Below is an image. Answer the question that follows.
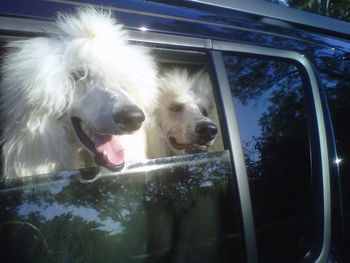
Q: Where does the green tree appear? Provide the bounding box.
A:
[267,0,350,22]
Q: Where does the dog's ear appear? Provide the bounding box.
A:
[192,70,215,111]
[1,37,73,120]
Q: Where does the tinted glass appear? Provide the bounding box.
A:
[322,58,350,212]
[0,152,244,263]
[319,51,350,257]
[223,54,313,262]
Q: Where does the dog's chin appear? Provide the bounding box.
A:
[71,117,125,171]
[168,136,209,154]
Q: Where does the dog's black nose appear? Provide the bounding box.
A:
[113,105,145,133]
[195,121,218,141]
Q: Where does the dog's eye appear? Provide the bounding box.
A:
[169,103,184,113]
[71,69,87,81]
[200,107,208,117]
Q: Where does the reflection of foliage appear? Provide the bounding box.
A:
[259,87,306,138]
[224,56,299,105]
[0,152,242,263]
[225,55,314,261]
[224,56,311,226]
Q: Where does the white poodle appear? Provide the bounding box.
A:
[1,8,157,178]
[147,68,223,158]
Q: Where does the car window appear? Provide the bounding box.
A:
[319,52,350,242]
[0,38,243,262]
[0,152,244,263]
[222,53,314,262]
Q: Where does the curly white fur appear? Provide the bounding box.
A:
[147,68,223,158]
[1,8,157,178]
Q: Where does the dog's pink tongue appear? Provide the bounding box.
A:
[95,135,125,166]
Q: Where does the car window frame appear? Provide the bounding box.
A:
[0,15,331,263]
[211,41,331,263]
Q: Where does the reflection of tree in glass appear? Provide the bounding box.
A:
[224,56,300,105]
[141,155,233,260]
[224,55,311,224]
[0,152,239,263]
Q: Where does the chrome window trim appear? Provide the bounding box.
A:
[0,16,212,49]
[128,30,212,49]
[211,51,258,263]
[212,40,331,263]
[0,17,57,35]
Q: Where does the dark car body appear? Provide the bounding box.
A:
[0,1,349,262]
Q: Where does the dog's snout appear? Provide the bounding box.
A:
[195,121,218,141]
[114,105,145,133]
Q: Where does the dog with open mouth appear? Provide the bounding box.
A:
[1,8,157,178]
[147,68,222,158]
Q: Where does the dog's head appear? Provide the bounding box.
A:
[154,69,218,155]
[61,9,157,170]
[1,8,157,171]
[69,74,146,171]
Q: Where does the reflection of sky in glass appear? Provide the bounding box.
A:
[232,80,281,145]
[18,202,124,235]
[233,98,267,163]
[227,56,302,164]
[233,98,264,144]
[48,179,70,194]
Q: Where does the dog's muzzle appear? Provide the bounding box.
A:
[169,120,218,154]
[71,104,145,171]
[113,105,145,133]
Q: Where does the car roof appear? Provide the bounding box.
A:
[0,0,350,54]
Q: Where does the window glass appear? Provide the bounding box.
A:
[0,152,243,263]
[0,42,242,262]
[319,53,350,246]
[223,54,314,262]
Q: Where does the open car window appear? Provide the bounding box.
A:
[0,43,241,262]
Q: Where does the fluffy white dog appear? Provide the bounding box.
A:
[147,68,223,158]
[1,8,157,178]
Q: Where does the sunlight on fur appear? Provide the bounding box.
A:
[146,68,223,158]
[0,8,158,178]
